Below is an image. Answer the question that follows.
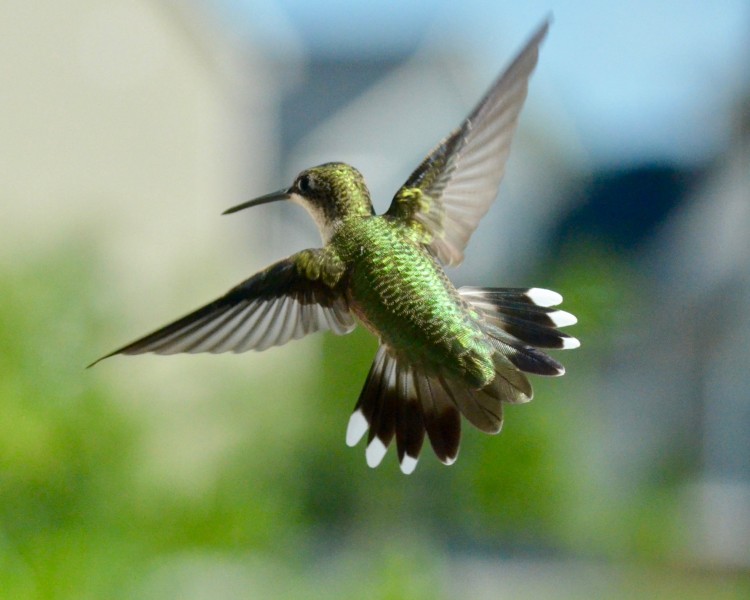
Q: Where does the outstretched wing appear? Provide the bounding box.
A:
[89,248,355,365]
[386,20,548,266]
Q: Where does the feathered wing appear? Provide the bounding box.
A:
[89,248,355,365]
[346,286,578,474]
[386,20,549,266]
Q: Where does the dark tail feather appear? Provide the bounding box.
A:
[395,367,426,473]
[418,372,461,466]
[346,345,528,474]
[346,348,461,474]
[461,286,578,375]
[345,288,578,474]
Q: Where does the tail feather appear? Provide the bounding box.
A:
[462,286,580,350]
[345,286,578,474]
[490,352,534,398]
[467,298,576,328]
[486,312,578,348]
[417,373,461,466]
[460,286,563,307]
[365,358,399,468]
[442,376,504,434]
[395,368,425,474]
[486,323,565,377]
[464,286,577,378]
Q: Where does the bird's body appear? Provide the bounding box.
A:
[92,20,579,473]
[335,210,493,389]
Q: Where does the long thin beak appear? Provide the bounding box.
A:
[222,188,291,215]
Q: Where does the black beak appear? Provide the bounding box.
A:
[222,188,291,215]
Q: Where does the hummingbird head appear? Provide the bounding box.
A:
[224,162,373,243]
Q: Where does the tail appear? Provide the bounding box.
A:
[345,287,578,474]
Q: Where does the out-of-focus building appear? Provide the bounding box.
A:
[583,95,750,569]
[649,98,750,568]
[0,0,293,496]
[0,0,280,294]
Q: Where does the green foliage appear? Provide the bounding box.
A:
[0,245,746,598]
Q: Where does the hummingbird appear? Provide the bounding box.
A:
[91,20,578,474]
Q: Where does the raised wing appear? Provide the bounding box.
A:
[386,20,548,266]
[89,249,355,365]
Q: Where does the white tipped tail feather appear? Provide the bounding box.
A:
[346,409,368,447]
[399,454,419,475]
[365,437,388,468]
[346,286,579,474]
[548,310,578,327]
[525,288,563,307]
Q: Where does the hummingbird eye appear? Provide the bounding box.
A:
[297,174,313,194]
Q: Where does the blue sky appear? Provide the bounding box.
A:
[207,0,749,166]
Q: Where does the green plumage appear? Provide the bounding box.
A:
[333,214,495,389]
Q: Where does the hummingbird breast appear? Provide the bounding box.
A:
[333,216,495,389]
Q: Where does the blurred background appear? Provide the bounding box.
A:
[1,0,749,597]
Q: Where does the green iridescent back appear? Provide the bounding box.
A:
[332,215,495,388]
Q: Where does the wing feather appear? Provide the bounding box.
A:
[387,21,549,266]
[89,249,356,365]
